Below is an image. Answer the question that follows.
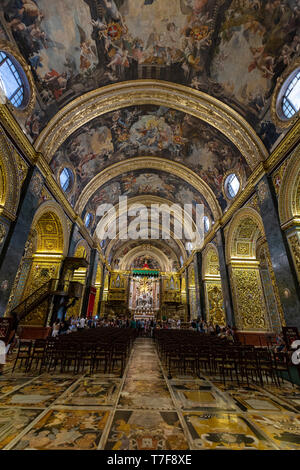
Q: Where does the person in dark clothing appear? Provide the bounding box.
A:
[59,319,70,335]
[56,296,76,322]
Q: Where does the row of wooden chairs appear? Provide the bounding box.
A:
[12,328,137,376]
[155,330,292,387]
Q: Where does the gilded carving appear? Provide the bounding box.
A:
[278,143,300,225]
[0,128,21,220]
[259,243,285,328]
[288,233,300,282]
[75,156,222,220]
[226,207,265,263]
[30,173,44,198]
[231,267,269,331]
[257,180,268,203]
[244,194,260,213]
[0,222,6,245]
[206,283,226,327]
[35,81,268,169]
[272,155,292,198]
[237,242,250,256]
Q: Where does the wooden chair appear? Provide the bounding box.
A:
[12,340,32,373]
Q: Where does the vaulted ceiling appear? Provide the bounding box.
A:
[1,0,299,268]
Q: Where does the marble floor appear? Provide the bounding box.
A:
[0,338,300,450]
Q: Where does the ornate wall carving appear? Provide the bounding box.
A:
[278,144,300,224]
[287,232,300,283]
[202,244,225,326]
[35,81,268,170]
[258,243,284,331]
[231,266,269,331]
[0,128,23,220]
[226,207,265,263]
[188,264,197,319]
[205,282,226,327]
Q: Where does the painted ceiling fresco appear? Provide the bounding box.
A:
[50,105,249,210]
[83,168,213,229]
[110,238,183,270]
[1,0,299,150]
[130,254,161,270]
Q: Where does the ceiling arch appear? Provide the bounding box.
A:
[119,245,171,272]
[103,217,190,264]
[225,207,265,263]
[92,194,203,243]
[36,80,268,168]
[2,0,298,157]
[76,156,222,219]
[110,238,182,271]
[31,200,70,256]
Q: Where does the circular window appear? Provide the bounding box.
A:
[224,173,240,199]
[85,212,93,228]
[281,69,300,119]
[59,168,73,192]
[0,51,29,109]
[203,215,210,233]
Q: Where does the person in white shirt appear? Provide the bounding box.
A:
[80,317,86,329]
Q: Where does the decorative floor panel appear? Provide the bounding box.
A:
[1,338,300,450]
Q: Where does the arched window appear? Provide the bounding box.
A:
[0,51,26,108]
[204,215,210,233]
[282,70,300,119]
[186,242,193,252]
[85,212,93,228]
[224,173,240,199]
[59,168,73,192]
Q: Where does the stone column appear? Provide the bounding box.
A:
[67,223,81,256]
[0,168,44,315]
[194,251,205,320]
[257,176,300,328]
[215,229,235,327]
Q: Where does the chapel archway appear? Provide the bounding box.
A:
[226,208,271,331]
[12,207,65,325]
[278,146,300,283]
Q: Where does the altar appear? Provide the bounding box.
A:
[128,263,160,317]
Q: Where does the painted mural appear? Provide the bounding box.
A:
[83,169,213,238]
[131,255,160,270]
[50,105,249,210]
[111,239,182,270]
[1,0,299,149]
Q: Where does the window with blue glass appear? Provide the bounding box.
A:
[59,168,73,192]
[0,51,25,108]
[224,173,240,199]
[85,212,93,228]
[204,215,210,233]
[282,70,300,119]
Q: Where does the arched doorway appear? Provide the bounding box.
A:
[11,210,65,325]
